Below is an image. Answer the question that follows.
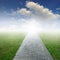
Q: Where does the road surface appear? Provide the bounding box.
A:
[13,33,53,60]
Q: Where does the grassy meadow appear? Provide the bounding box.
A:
[40,32,60,60]
[0,32,26,60]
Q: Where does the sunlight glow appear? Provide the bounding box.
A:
[25,22,38,33]
[0,19,42,33]
[0,18,59,33]
[21,20,42,34]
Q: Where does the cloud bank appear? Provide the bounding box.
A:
[17,1,60,21]
[17,8,31,16]
[26,1,59,20]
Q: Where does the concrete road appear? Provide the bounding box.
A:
[13,33,53,60]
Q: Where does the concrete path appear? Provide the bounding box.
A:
[13,33,53,60]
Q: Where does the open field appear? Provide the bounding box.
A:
[0,32,26,60]
[0,32,60,60]
[40,32,60,60]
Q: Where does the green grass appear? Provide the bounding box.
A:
[0,32,26,60]
[40,32,60,60]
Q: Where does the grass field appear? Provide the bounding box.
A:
[0,32,26,60]
[0,32,60,60]
[40,32,60,60]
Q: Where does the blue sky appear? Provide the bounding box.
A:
[0,0,60,32]
[0,0,60,14]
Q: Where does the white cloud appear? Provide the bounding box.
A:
[17,8,31,16]
[14,1,60,21]
[26,1,60,20]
